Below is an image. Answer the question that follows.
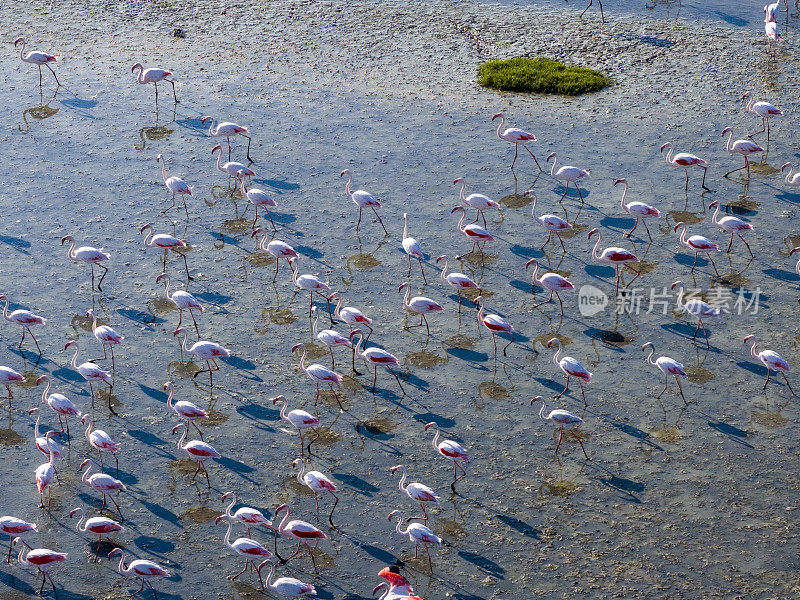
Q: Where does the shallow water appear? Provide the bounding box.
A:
[1,1,800,600]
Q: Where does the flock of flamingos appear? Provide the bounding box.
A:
[3,17,799,600]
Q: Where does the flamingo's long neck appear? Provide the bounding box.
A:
[375,583,390,600]
[312,311,319,337]
[33,411,40,441]
[224,494,236,520]
[538,399,547,421]
[746,96,755,114]
[296,461,305,484]
[458,181,467,202]
[17,40,26,62]
[115,550,129,575]
[530,261,541,284]
[551,340,562,365]
[644,344,657,367]
[257,232,268,252]
[84,417,93,445]
[430,426,440,452]
[278,400,289,423]
[17,544,29,566]
[134,64,145,84]
[591,233,602,261]
[456,210,467,234]
[207,119,217,136]
[162,276,172,302]
[1,298,9,321]
[393,513,408,535]
[176,424,187,449]
[70,343,80,369]
[223,519,234,550]
[141,226,154,248]
[90,311,98,335]
[477,302,485,324]
[353,334,365,359]
[402,285,411,310]
[46,433,55,466]
[277,506,291,535]
[531,195,540,224]
[674,285,685,310]
[786,164,795,184]
[166,384,174,410]
[403,214,409,240]
[214,148,224,172]
[40,378,51,404]
[678,226,688,247]
[618,182,629,211]
[265,563,277,590]
[549,155,558,178]
[344,174,352,200]
[178,331,189,354]
[66,238,77,260]
[241,178,248,196]
[297,345,308,374]
[748,338,759,359]
[725,130,735,153]
[711,203,721,226]
[495,115,505,139]
[73,509,87,532]
[334,296,343,320]
[81,461,92,484]
[439,258,448,281]
[160,157,168,184]
[397,467,407,493]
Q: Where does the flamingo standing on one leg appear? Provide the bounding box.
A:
[387,510,441,570]
[156,273,203,337]
[172,423,220,487]
[69,507,124,562]
[61,235,110,291]
[311,306,351,370]
[87,310,123,372]
[451,206,494,260]
[108,548,169,600]
[0,295,45,354]
[744,334,795,395]
[340,169,388,235]
[525,259,574,316]
[474,296,514,358]
[660,142,709,191]
[587,228,640,297]
[390,464,439,521]
[14,38,59,87]
[708,201,754,256]
[614,178,660,241]
[435,256,477,310]
[156,154,192,218]
[0,366,24,404]
[674,222,720,277]
[252,229,298,282]
[350,331,405,395]
[139,223,191,281]
[424,422,469,491]
[491,112,542,171]
[82,414,120,476]
[672,281,719,349]
[274,504,327,573]
[272,396,321,456]
[289,258,333,319]
[526,191,572,251]
[532,396,588,458]
[202,116,252,162]
[173,327,231,390]
[293,459,339,526]
[13,538,66,598]
[399,283,443,336]
[401,213,427,283]
[742,92,782,138]
[0,517,36,564]
[642,342,687,403]
[453,177,500,226]
[215,516,272,587]
[64,341,111,409]
[80,459,125,518]
[131,62,178,104]
[721,127,763,179]
[291,342,343,408]
[546,153,590,202]
[547,338,592,405]
[241,178,277,229]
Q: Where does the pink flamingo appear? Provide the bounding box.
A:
[436,255,477,309]
[781,163,800,187]
[156,154,192,217]
[341,169,388,235]
[174,327,231,389]
[525,259,574,316]
[454,177,500,226]
[491,112,542,170]
[87,309,123,370]
[219,491,274,538]
[390,464,439,521]
[202,116,252,162]
[274,504,327,573]
[311,306,351,369]
[533,396,588,459]
[387,510,441,569]
[0,366,24,403]
[660,142,709,191]
[82,414,121,476]
[0,294,45,353]
[291,342,343,408]
[546,153,590,201]
[474,295,514,358]
[272,395,321,455]
[708,201,754,256]
[131,62,177,104]
[69,507,124,562]
[164,381,208,439]
[587,228,639,296]
[252,228,298,282]
[350,330,406,395]
[14,38,59,87]
[399,283,443,335]
[64,341,111,409]
[674,222,720,276]
[293,459,339,526]
[424,422,469,490]
[139,223,190,281]
[80,459,125,517]
[615,178,660,241]
[672,281,719,348]
[0,517,36,563]
[721,127,763,178]
[241,178,277,229]
[332,293,373,338]
[172,423,221,487]
[14,538,66,597]
[451,205,494,260]
[402,213,427,283]
[742,92,782,138]
[289,258,333,318]
[61,235,110,291]
[30,407,62,461]
[526,190,572,251]
[744,335,794,395]
[215,516,272,587]
[34,431,58,510]
[790,247,800,277]
[547,338,592,405]
[156,273,203,337]
[263,562,317,597]
[642,342,687,403]
[377,565,416,594]
[109,548,169,600]
[212,144,254,185]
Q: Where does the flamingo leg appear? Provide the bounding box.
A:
[614,265,621,298]
[658,373,668,399]
[38,65,43,87]
[407,254,412,278]
[575,182,585,202]
[738,234,754,257]
[96,262,109,291]
[355,207,363,231]
[93,536,103,562]
[167,78,178,103]
[180,251,192,282]
[578,379,587,406]
[707,254,720,276]
[764,369,771,390]
[559,183,569,202]
[230,559,251,580]
[577,436,590,459]
[556,375,571,399]
[626,218,639,238]
[371,206,389,235]
[110,492,124,520]
[642,218,653,242]
[557,232,567,252]
[418,258,427,284]
[555,426,564,454]
[781,372,796,396]
[676,376,687,404]
[511,144,518,169]
[426,544,433,570]
[307,543,320,573]
[701,166,710,190]
[329,346,336,369]
[523,145,543,172]
[27,328,42,354]
[372,365,378,394]
[532,290,554,309]
[328,491,339,527]
[264,209,277,231]
[39,570,46,595]
[6,535,12,563]
[541,230,552,251]
[727,232,734,253]
[307,427,320,455]
[388,367,406,396]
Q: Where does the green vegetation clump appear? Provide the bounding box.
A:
[479,57,609,96]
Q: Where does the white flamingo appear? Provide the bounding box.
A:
[660,142,709,190]
[108,548,169,600]
[524,259,574,316]
[293,459,339,526]
[525,190,572,251]
[0,294,45,353]
[744,334,794,395]
[311,306,351,369]
[14,38,59,86]
[131,62,177,104]
[454,177,500,226]
[615,178,660,241]
[532,396,588,458]
[252,228,298,282]
[708,200,754,256]
[401,213,427,283]
[399,282,443,335]
[435,255,477,309]
[721,127,763,178]
[547,338,592,405]
[173,327,231,389]
[424,422,469,490]
[61,235,110,290]
[202,116,252,161]
[156,273,204,336]
[546,152,590,201]
[64,340,111,409]
[272,395,321,455]
[491,112,542,170]
[387,510,441,569]
[672,281,720,349]
[156,154,193,217]
[642,342,688,403]
[340,169,388,234]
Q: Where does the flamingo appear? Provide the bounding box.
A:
[642,342,688,403]
[546,153,590,201]
[274,504,327,573]
[241,177,277,229]
[291,342,343,407]
[547,338,592,405]
[721,127,763,178]
[0,294,45,353]
[615,178,660,241]
[435,255,477,309]
[377,566,416,595]
[742,92,782,138]
[765,20,779,51]
[164,381,208,439]
[69,507,124,562]
[744,335,795,395]
[373,581,423,600]
[272,395,321,455]
[454,177,500,226]
[781,163,800,187]
[525,259,574,316]
[61,235,110,291]
[424,422,469,490]
[293,459,339,526]
[674,222,720,277]
[587,228,640,296]
[173,327,231,389]
[87,309,124,370]
[532,396,588,459]
[219,491,274,538]
[82,414,121,476]
[263,562,317,597]
[451,205,494,260]
[340,169,388,235]
[202,116,252,162]
[672,281,719,349]
[34,431,58,510]
[172,423,221,487]
[708,201,754,256]
[401,213,427,283]
[311,306,351,369]
[289,258,333,318]
[139,223,191,281]
[525,190,572,251]
[14,38,59,87]
[156,154,192,217]
[29,407,63,461]
[156,273,204,337]
[80,458,125,517]
[390,464,439,520]
[64,341,111,409]
[252,228,298,282]
[474,295,514,358]
[387,510,441,569]
[14,538,66,598]
[331,293,373,339]
[350,330,406,395]
[108,548,169,600]
[215,516,272,587]
[660,142,709,191]
[0,365,24,403]
[791,247,800,278]
[212,144,254,185]
[0,517,36,564]
[399,283,443,336]
[491,112,542,170]
[131,62,177,104]
[578,0,604,21]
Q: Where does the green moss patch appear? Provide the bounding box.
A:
[479,57,609,95]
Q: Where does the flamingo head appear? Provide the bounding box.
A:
[525,258,538,270]
[790,247,800,256]
[339,169,349,177]
[251,227,265,238]
[35,375,47,385]
[139,222,153,234]
[378,566,408,586]
[173,327,185,337]
[80,414,91,425]
[68,508,81,519]
[13,38,24,47]
[271,395,286,405]
[424,422,437,431]
[721,126,732,136]
[491,112,502,121]
[214,515,227,525]
[473,295,483,306]
[349,328,363,341]
[642,342,654,352]
[523,189,535,198]
[171,424,184,435]
[63,341,76,351]
[708,200,719,209]
[529,395,544,406]
[130,63,144,73]
[453,177,463,185]
[744,334,755,344]
[741,91,751,100]
[398,283,408,292]
[85,309,94,318]
[587,227,599,239]
[387,510,400,520]
[546,152,556,162]
[28,407,37,416]
[200,116,211,124]
[435,255,447,263]
[450,205,465,214]
[291,343,303,353]
[156,273,168,284]
[211,144,222,154]
[60,235,73,245]
[162,381,172,391]
[80,458,92,470]
[670,280,683,291]
[673,221,686,232]
[781,162,792,171]
[613,178,626,186]
[389,465,402,475]
[275,503,288,513]
[660,142,671,152]
[108,548,123,559]
[546,337,557,348]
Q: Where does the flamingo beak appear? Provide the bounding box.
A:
[525,258,536,269]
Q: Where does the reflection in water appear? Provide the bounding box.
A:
[649,400,687,443]
[168,360,201,378]
[539,455,586,497]
[19,87,60,132]
[134,105,176,151]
